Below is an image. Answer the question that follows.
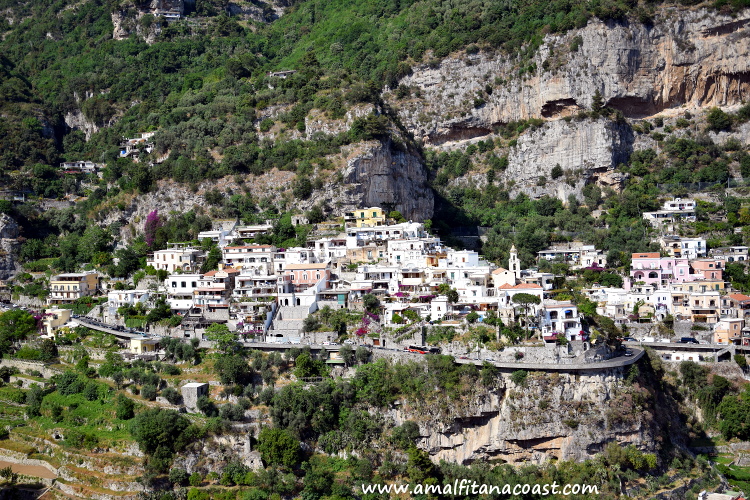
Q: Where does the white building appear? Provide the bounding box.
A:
[107,289,150,315]
[312,237,348,261]
[345,222,425,248]
[165,273,203,313]
[643,198,697,229]
[146,247,202,273]
[659,236,707,260]
[59,161,97,173]
[539,301,583,341]
[222,245,276,273]
[272,247,316,274]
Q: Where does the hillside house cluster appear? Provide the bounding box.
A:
[55,204,744,348]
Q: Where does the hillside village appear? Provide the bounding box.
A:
[25,200,750,364]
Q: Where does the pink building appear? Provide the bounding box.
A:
[629,252,692,289]
[285,263,330,293]
[690,259,723,281]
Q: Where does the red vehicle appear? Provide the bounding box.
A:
[406,345,440,354]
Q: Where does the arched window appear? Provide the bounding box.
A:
[648,271,658,279]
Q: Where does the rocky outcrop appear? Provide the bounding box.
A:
[64,109,100,141]
[341,140,434,221]
[504,118,632,200]
[394,368,659,465]
[393,8,750,144]
[304,105,375,138]
[0,214,20,280]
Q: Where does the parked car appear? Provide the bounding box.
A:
[622,336,637,342]
[678,337,700,344]
[624,349,634,357]
[641,336,655,343]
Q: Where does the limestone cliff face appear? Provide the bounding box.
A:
[341,140,434,221]
[392,368,660,465]
[394,8,750,145]
[0,214,20,280]
[504,118,632,199]
[64,109,100,142]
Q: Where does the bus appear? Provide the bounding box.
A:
[406,345,440,354]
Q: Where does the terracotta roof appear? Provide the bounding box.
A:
[632,252,660,259]
[512,283,543,289]
[497,283,542,290]
[203,267,240,276]
[729,293,750,303]
[224,245,274,250]
[286,263,329,270]
[492,267,509,274]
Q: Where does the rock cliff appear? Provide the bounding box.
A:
[0,214,20,280]
[394,367,664,465]
[340,140,434,221]
[393,8,750,145]
[504,118,632,200]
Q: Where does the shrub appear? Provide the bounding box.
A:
[510,370,528,386]
[116,394,135,420]
[707,107,731,132]
[189,472,203,487]
[161,387,182,405]
[257,428,301,468]
[141,384,158,401]
[169,468,189,486]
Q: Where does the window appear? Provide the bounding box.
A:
[171,282,177,287]
[181,282,186,288]
[360,212,365,218]
[191,282,196,288]
[373,212,377,217]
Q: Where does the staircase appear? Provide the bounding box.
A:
[268,305,309,341]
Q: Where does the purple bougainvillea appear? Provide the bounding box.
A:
[144,210,163,248]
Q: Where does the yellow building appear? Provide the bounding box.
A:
[41,308,71,337]
[48,272,99,304]
[130,337,160,355]
[714,319,744,345]
[345,207,386,228]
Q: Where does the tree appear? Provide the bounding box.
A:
[551,164,563,179]
[466,311,479,324]
[388,210,406,223]
[0,310,36,355]
[362,294,380,313]
[302,315,320,333]
[129,408,190,456]
[339,344,354,365]
[295,352,325,378]
[40,338,58,361]
[169,468,189,486]
[201,245,222,272]
[215,354,252,385]
[197,395,218,417]
[707,107,732,132]
[141,384,158,401]
[512,293,541,338]
[205,323,239,353]
[355,346,371,364]
[591,89,604,113]
[116,394,135,420]
[257,428,301,468]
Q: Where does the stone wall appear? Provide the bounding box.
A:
[0,358,60,378]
